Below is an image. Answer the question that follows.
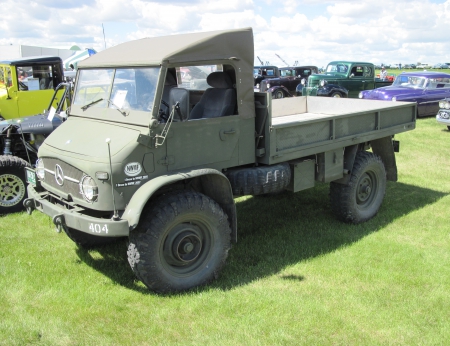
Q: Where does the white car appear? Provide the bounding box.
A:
[436,98,450,130]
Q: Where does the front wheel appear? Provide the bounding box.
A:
[274,90,284,99]
[330,92,341,98]
[447,126,450,131]
[0,156,30,215]
[127,191,231,293]
[330,151,386,223]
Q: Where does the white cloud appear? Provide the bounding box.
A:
[0,0,449,66]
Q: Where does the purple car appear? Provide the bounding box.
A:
[359,71,450,117]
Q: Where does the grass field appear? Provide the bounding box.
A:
[1,116,450,345]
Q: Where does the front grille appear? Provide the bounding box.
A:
[41,157,84,197]
[307,79,319,87]
[260,81,267,92]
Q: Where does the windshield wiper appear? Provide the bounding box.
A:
[107,99,129,116]
[81,98,103,111]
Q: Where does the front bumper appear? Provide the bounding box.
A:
[25,184,130,237]
[436,110,450,126]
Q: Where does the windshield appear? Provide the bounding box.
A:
[73,67,160,112]
[392,75,427,88]
[326,63,349,74]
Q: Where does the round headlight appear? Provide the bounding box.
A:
[266,83,270,88]
[320,79,327,87]
[79,175,98,202]
[256,83,260,89]
[392,96,397,101]
[441,101,450,109]
[358,92,363,99]
[36,159,45,180]
[446,102,450,110]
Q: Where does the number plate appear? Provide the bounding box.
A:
[26,169,36,186]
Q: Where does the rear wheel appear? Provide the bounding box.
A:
[0,156,30,215]
[330,151,386,223]
[127,191,231,293]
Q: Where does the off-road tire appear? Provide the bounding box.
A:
[330,151,386,224]
[225,163,291,196]
[447,125,450,131]
[330,91,342,98]
[274,90,284,99]
[64,227,119,248]
[127,191,231,293]
[0,155,30,214]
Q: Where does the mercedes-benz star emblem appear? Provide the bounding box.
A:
[55,164,64,186]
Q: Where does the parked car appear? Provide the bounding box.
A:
[359,71,450,117]
[253,65,280,91]
[433,63,449,69]
[299,61,392,98]
[416,63,430,69]
[403,64,416,69]
[0,56,66,120]
[436,98,450,130]
[258,65,318,98]
[0,82,71,214]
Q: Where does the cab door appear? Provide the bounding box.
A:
[165,115,240,172]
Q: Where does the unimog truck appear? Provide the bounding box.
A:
[24,28,416,293]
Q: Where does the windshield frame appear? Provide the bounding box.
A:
[71,66,161,126]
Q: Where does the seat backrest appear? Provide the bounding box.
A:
[169,88,190,121]
[189,72,236,120]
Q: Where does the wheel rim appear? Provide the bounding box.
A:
[161,221,212,276]
[275,91,284,99]
[0,173,26,207]
[356,172,377,208]
[332,93,341,98]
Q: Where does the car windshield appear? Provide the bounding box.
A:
[326,63,349,74]
[392,75,428,89]
[73,67,160,112]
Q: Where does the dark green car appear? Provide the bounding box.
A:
[299,61,393,98]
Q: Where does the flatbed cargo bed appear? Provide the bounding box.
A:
[255,95,416,165]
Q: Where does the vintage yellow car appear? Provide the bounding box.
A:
[0,56,65,120]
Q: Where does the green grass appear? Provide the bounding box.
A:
[1,117,450,345]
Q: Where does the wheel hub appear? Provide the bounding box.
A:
[357,173,374,204]
[164,224,203,267]
[0,174,26,207]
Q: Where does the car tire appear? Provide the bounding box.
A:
[127,191,231,293]
[0,155,30,215]
[274,90,284,99]
[330,92,341,98]
[329,151,386,224]
[447,126,450,131]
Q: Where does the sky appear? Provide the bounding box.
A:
[0,0,449,68]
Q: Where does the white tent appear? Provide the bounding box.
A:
[63,48,96,70]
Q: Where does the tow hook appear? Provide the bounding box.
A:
[52,214,66,233]
[23,198,35,215]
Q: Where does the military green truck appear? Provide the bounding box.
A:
[24,28,416,293]
[299,61,394,98]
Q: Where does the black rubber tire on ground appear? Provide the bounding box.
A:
[330,92,341,98]
[274,90,284,99]
[127,191,231,293]
[330,151,386,224]
[447,126,450,131]
[64,227,120,248]
[0,155,30,215]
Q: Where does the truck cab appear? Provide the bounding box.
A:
[0,56,65,120]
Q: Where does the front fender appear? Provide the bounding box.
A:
[123,168,238,241]
[318,84,348,97]
[268,85,292,97]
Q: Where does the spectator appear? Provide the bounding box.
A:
[380,66,387,80]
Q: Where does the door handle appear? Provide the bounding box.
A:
[220,129,236,141]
